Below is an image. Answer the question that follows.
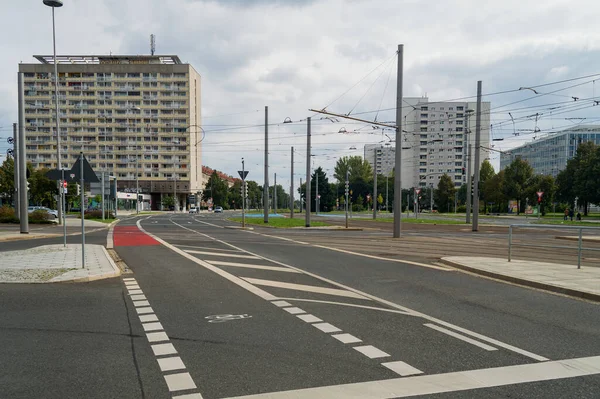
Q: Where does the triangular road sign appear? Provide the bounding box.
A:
[238,170,249,180]
[70,154,100,183]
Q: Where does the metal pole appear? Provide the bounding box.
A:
[264,106,269,223]
[466,143,472,224]
[393,44,403,238]
[18,73,28,234]
[61,168,65,247]
[101,171,105,220]
[136,155,139,215]
[242,159,245,228]
[385,175,388,212]
[316,171,319,214]
[305,117,311,227]
[430,184,433,213]
[455,191,458,214]
[80,152,85,269]
[274,173,277,214]
[345,170,349,228]
[472,80,482,232]
[290,147,294,218]
[174,177,177,212]
[577,228,583,269]
[373,149,377,219]
[508,225,512,262]
[114,177,118,217]
[12,123,19,220]
[51,6,64,227]
[300,178,303,213]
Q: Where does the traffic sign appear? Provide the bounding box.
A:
[415,189,421,195]
[537,191,544,198]
[238,170,249,180]
[63,181,67,188]
[70,173,75,179]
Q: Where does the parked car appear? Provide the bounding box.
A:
[28,206,58,219]
[214,206,223,213]
[189,206,198,214]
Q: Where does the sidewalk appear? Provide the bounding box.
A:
[0,218,111,242]
[0,244,121,283]
[441,256,600,302]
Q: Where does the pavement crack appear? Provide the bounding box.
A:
[0,325,144,339]
[122,290,146,399]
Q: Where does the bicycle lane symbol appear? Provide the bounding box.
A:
[205,314,252,323]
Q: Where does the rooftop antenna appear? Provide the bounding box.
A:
[150,34,156,56]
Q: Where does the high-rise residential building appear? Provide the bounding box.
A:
[401,97,491,189]
[364,143,395,176]
[499,126,600,177]
[18,55,202,210]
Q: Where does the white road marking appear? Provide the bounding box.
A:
[353,345,391,359]
[173,394,204,399]
[206,260,301,273]
[256,233,309,245]
[139,314,159,322]
[424,323,498,351]
[297,314,322,323]
[331,333,362,344]
[176,244,241,253]
[128,289,143,295]
[220,355,600,399]
[124,282,139,286]
[143,322,164,332]
[157,356,186,372]
[282,307,305,315]
[133,300,151,307]
[271,300,292,307]
[381,360,423,376]
[130,294,147,301]
[147,332,169,343]
[312,322,342,333]
[164,372,197,392]
[138,220,277,301]
[276,297,414,316]
[152,343,178,356]
[191,218,224,228]
[313,245,451,271]
[123,278,136,282]
[136,306,154,315]
[241,277,370,300]
[184,249,260,259]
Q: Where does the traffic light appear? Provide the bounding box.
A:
[76,183,81,196]
[26,181,30,191]
[138,195,143,202]
[462,167,465,175]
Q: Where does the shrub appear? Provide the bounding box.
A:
[0,216,19,224]
[29,209,55,224]
[457,205,466,213]
[80,210,115,219]
[352,204,364,212]
[0,205,15,218]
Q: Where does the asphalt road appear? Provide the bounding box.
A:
[1,212,599,398]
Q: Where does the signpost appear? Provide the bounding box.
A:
[537,191,544,220]
[414,188,421,219]
[238,165,249,228]
[345,171,349,229]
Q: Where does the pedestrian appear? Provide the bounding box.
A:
[569,208,574,221]
[577,212,582,221]
[564,208,569,221]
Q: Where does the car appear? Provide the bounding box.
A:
[214,206,223,213]
[28,206,58,219]
[189,206,198,214]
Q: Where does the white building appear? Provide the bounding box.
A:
[401,97,490,189]
[364,143,395,176]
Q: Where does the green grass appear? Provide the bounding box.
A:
[366,217,466,225]
[228,217,329,228]
[532,219,600,227]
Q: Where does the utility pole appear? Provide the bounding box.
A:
[373,149,377,219]
[300,178,303,213]
[173,177,177,212]
[274,172,277,214]
[80,152,85,268]
[316,171,319,214]
[305,117,311,227]
[430,184,433,212]
[472,80,482,232]
[290,147,294,218]
[17,73,28,234]
[101,171,105,220]
[466,143,472,224]
[264,106,269,223]
[393,44,404,238]
[385,174,388,212]
[242,158,245,228]
[345,170,349,228]
[12,123,19,220]
[136,154,139,214]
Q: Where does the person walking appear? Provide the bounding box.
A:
[569,208,574,221]
[564,208,569,221]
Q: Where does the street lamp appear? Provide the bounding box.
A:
[43,0,65,227]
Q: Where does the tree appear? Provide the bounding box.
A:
[377,193,383,210]
[0,157,16,205]
[28,167,57,208]
[434,174,456,213]
[161,195,175,208]
[556,141,598,215]
[524,174,556,216]
[483,170,506,213]
[228,180,242,210]
[479,160,495,213]
[203,171,229,208]
[246,180,260,209]
[334,156,373,183]
[311,167,334,212]
[503,157,533,214]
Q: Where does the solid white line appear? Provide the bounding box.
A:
[184,249,260,259]
[133,300,151,307]
[143,322,164,332]
[136,306,154,315]
[151,343,178,356]
[331,333,362,344]
[191,218,224,229]
[313,244,451,271]
[164,372,197,392]
[381,360,423,376]
[176,244,241,252]
[206,260,301,273]
[282,307,305,315]
[353,345,390,359]
[271,300,292,307]
[312,322,342,333]
[138,220,278,301]
[157,356,186,372]
[297,314,322,323]
[147,331,169,343]
[424,323,498,351]
[139,314,159,322]
[241,277,370,300]
[163,218,548,362]
[257,233,309,245]
[276,297,414,316]
[220,355,600,399]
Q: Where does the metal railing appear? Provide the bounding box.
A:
[508,224,600,269]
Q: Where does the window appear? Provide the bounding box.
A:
[457,106,464,111]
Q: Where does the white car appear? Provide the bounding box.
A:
[214,206,223,213]
[189,206,199,214]
[28,206,58,219]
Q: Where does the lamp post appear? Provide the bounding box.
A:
[43,0,65,227]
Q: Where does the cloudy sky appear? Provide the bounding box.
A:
[2,0,600,190]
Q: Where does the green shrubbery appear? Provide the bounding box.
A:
[0,205,19,223]
[78,210,115,219]
[29,210,54,224]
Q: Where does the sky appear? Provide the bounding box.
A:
[2,0,600,192]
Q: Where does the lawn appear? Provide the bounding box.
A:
[228,217,329,228]
[367,217,466,225]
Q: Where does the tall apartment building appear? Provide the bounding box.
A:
[364,144,395,176]
[18,55,202,210]
[499,126,600,177]
[401,97,490,189]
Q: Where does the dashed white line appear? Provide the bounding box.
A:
[382,360,423,376]
[173,394,204,399]
[271,300,292,307]
[157,356,187,372]
[297,314,322,323]
[140,314,159,322]
[312,322,342,333]
[147,332,169,343]
[152,343,178,356]
[331,333,362,344]
[353,345,390,359]
[136,306,154,314]
[128,289,143,295]
[424,323,498,351]
[133,300,151,307]
[164,372,197,392]
[282,307,305,315]
[143,322,164,332]
[130,294,147,301]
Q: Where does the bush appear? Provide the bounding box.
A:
[0,205,15,219]
[352,204,364,212]
[457,205,466,213]
[80,210,115,219]
[0,216,19,224]
[30,209,51,221]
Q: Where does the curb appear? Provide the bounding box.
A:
[439,258,600,303]
[0,234,61,242]
[224,226,255,230]
[556,235,600,243]
[106,218,121,249]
